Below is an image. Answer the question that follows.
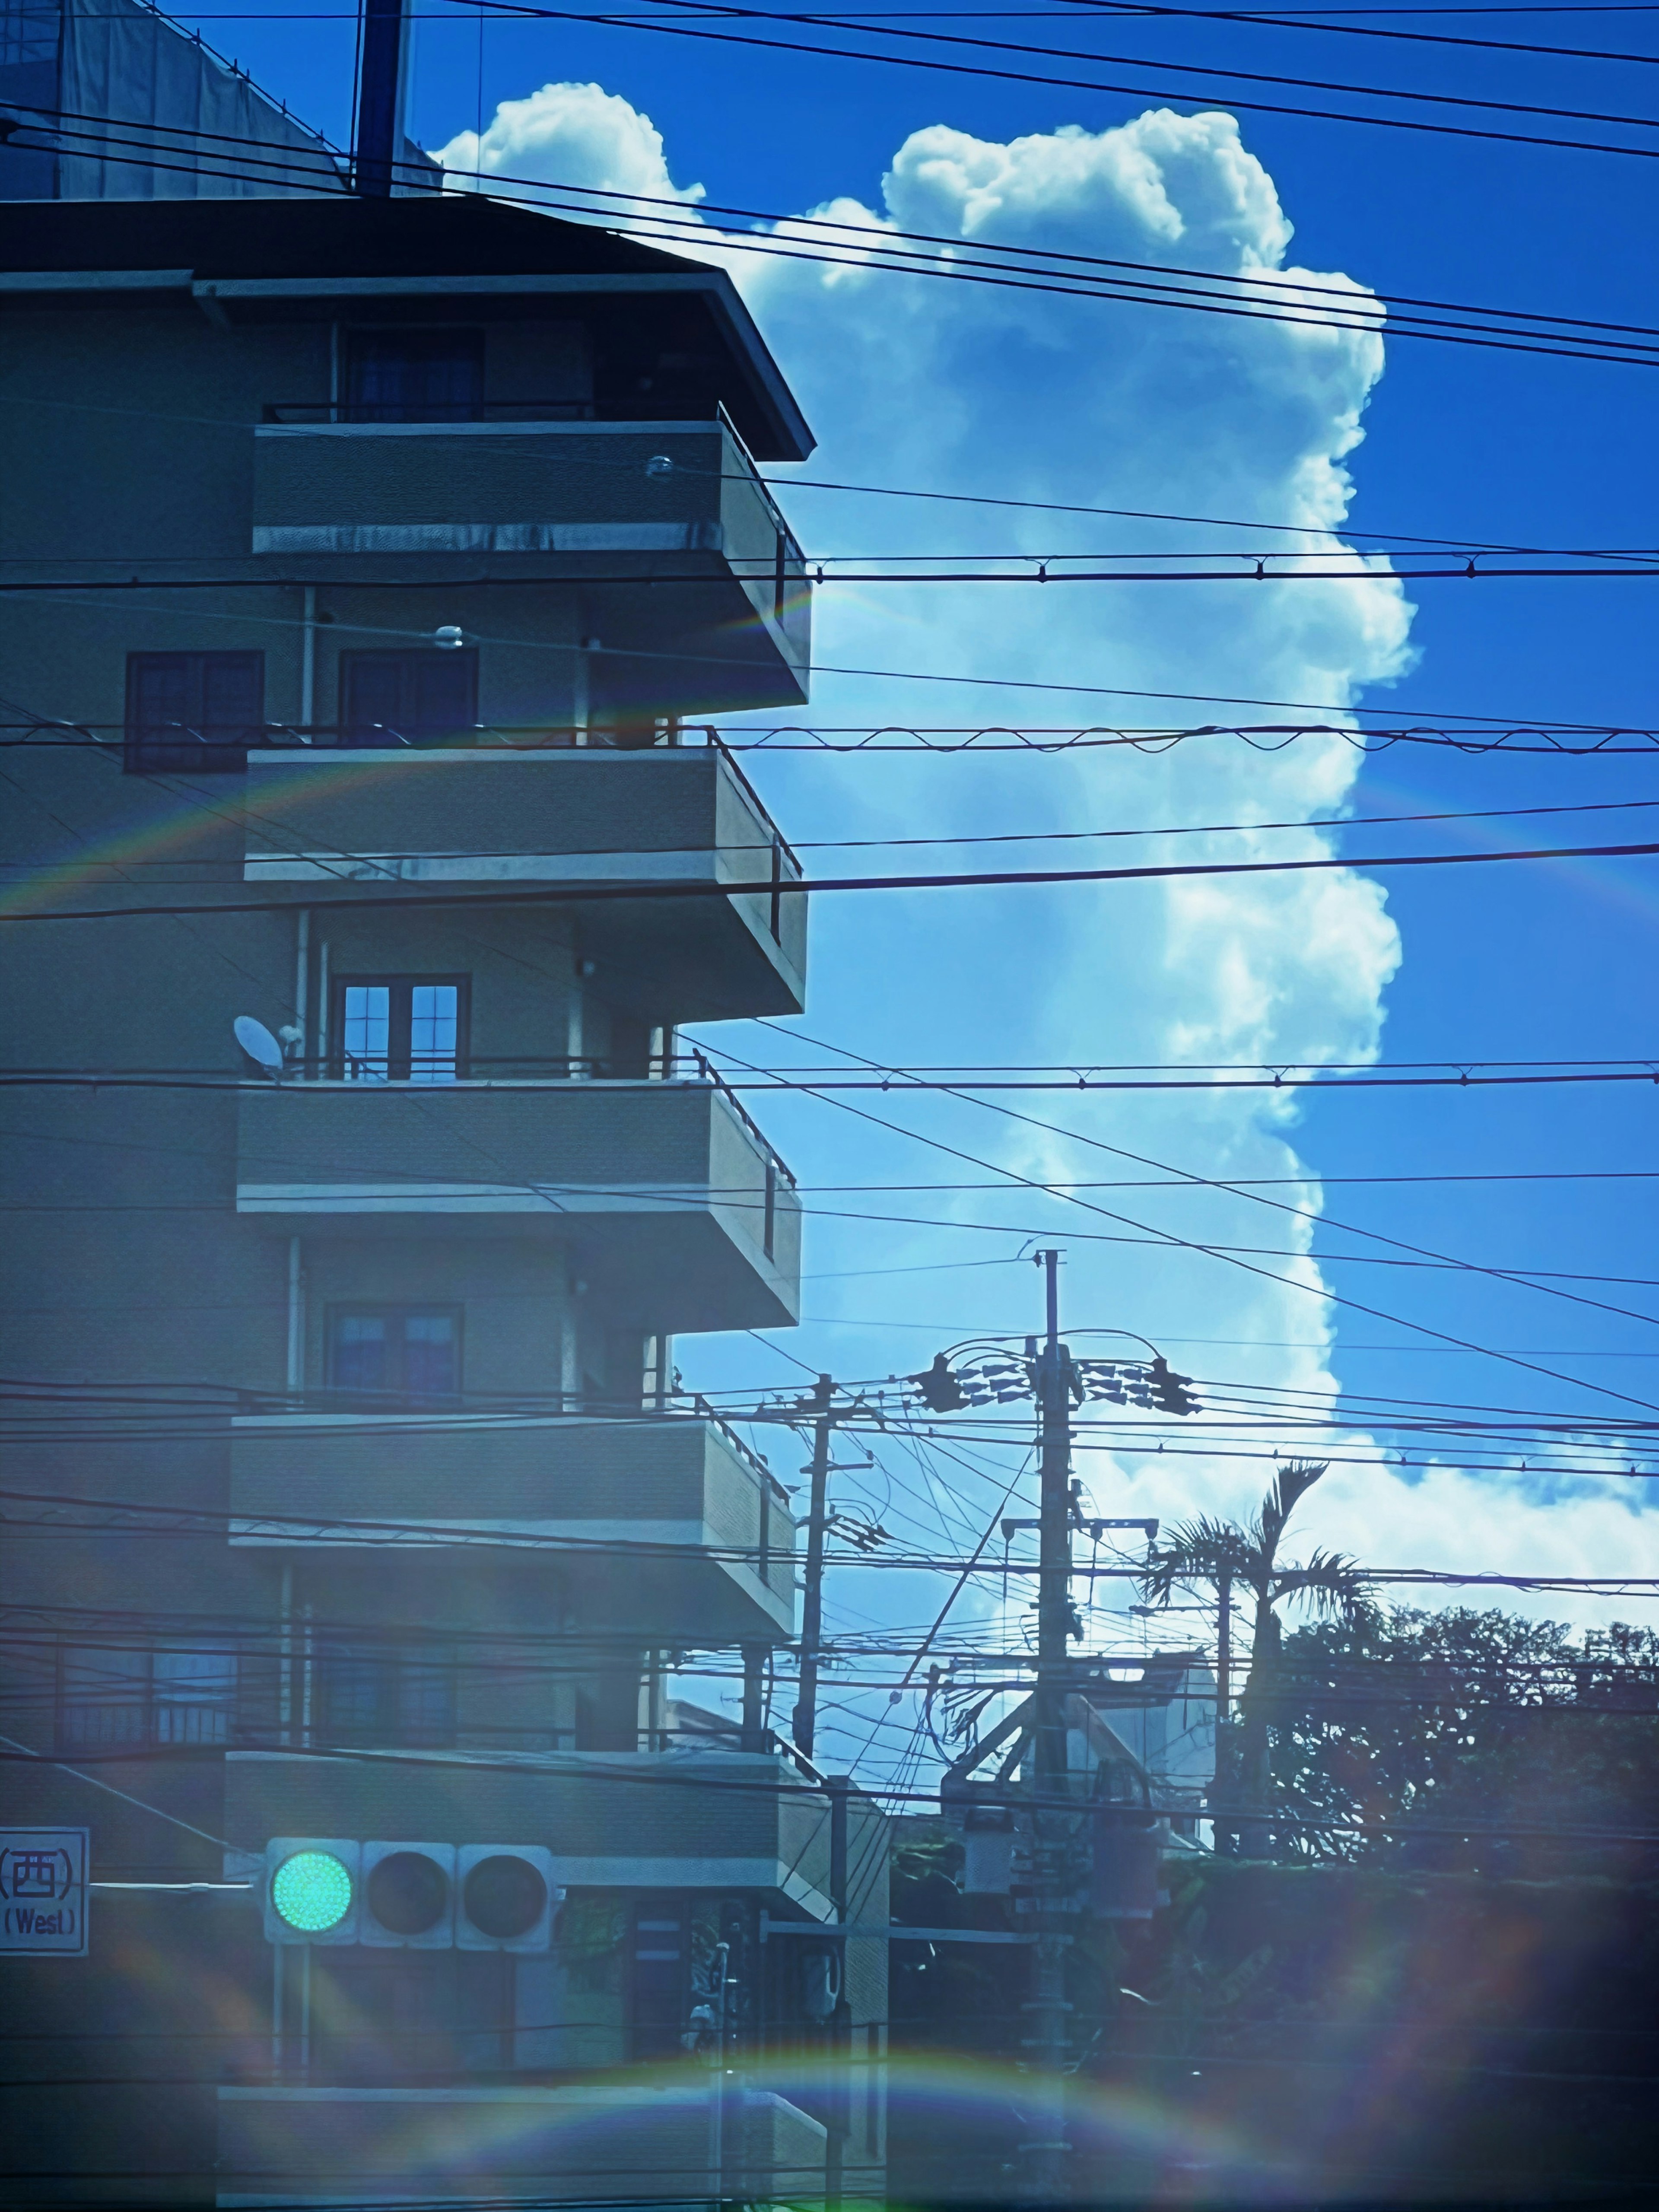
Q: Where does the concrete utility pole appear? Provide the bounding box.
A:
[353,0,410,195]
[791,1374,836,1759]
[1214,1567,1234,1857]
[1023,1247,1075,2199]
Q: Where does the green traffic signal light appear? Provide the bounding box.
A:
[271,1849,354,1933]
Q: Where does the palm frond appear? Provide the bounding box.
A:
[1271,1548,1373,1621]
[1138,1515,1261,1606]
[1259,1460,1330,1559]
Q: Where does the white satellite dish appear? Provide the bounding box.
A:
[234,1015,285,1075]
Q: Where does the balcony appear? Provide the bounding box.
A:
[224,1747,845,1920]
[216,2082,828,2206]
[236,1075,800,1332]
[242,737,806,1020]
[227,1409,795,1644]
[251,413,810,712]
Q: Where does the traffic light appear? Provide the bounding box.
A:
[263,1838,360,1945]
[908,1353,967,1412]
[1073,1355,1200,1415]
[360,1842,455,1949]
[262,1840,557,1950]
[456,1845,557,1951]
[1146,1356,1198,1416]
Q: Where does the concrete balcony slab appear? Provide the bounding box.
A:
[251,416,809,712]
[235,1077,800,1332]
[227,1411,795,1644]
[242,742,805,1020]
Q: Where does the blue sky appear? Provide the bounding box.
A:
[163,0,1659,1751]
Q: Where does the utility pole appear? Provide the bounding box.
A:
[1023,1248,1074,2199]
[353,0,410,196]
[791,1373,836,1760]
[1214,1567,1234,1857]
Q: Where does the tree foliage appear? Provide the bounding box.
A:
[1268,1605,1659,1875]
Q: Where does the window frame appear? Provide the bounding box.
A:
[337,646,480,746]
[342,326,486,423]
[55,1640,238,1751]
[315,1639,458,1748]
[124,650,265,774]
[324,1302,465,1403]
[328,973,472,1083]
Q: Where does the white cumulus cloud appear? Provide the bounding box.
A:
[438,89,1657,1654]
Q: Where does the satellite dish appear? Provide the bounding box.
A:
[234,1016,285,1075]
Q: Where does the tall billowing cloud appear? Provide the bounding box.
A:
[436,95,1652,1681]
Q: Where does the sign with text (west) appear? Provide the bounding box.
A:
[0,1829,89,1955]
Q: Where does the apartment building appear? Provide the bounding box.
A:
[0,193,888,2206]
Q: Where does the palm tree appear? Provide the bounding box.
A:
[1138,1461,1372,1858]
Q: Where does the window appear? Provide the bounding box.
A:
[124,651,263,772]
[326,1306,462,1401]
[317,1643,455,1746]
[339,648,478,746]
[330,976,469,1081]
[57,1643,236,1749]
[344,328,485,422]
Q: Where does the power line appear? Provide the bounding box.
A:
[11,829,1659,926]
[412,0,1659,162]
[17,109,1659,373]
[741,1023,1659,1417]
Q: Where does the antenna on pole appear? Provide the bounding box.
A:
[352,0,411,196]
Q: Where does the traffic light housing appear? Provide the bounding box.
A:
[908,1353,967,1412]
[456,1844,557,1951]
[359,1841,456,1949]
[1147,1355,1198,1415]
[263,1838,360,1945]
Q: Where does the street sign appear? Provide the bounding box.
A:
[0,1828,89,1955]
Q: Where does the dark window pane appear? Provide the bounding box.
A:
[328,1306,461,1400]
[407,985,459,1084]
[319,1646,387,1738]
[330,1312,390,1394]
[125,652,263,773]
[341,984,391,1081]
[60,1644,149,1746]
[153,1647,236,1745]
[410,653,478,738]
[345,330,484,423]
[340,651,477,746]
[398,1652,456,1746]
[330,975,469,1082]
[399,1311,458,1399]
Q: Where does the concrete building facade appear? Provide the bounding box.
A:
[0,194,887,2206]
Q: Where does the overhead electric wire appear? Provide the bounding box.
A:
[16,110,1659,375]
[14,828,1659,928]
[736,1024,1659,1417]
[378,0,1659,165]
[1055,0,1659,64]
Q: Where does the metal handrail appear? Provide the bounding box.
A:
[276,1059,801,1197]
[698,726,804,881]
[263,399,595,424]
[684,1049,800,1192]
[715,402,805,569]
